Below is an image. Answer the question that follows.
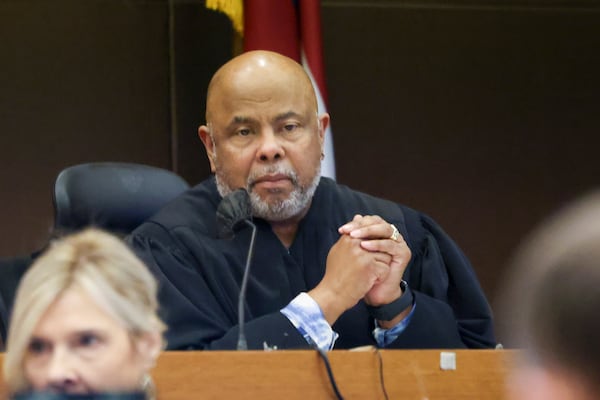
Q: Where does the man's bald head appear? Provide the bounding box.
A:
[205,50,318,122]
[197,50,329,225]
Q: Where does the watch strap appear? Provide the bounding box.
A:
[366,280,414,321]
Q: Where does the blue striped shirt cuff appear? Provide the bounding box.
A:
[372,303,416,347]
[281,292,339,351]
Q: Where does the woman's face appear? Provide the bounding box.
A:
[23,285,157,394]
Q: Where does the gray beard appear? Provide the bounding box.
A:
[214,164,321,222]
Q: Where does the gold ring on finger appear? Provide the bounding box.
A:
[389,224,400,241]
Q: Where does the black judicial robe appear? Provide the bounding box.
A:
[128,177,496,350]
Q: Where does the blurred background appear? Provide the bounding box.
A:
[2,0,599,343]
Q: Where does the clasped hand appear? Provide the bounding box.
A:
[309,215,412,325]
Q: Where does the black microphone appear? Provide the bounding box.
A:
[216,188,256,350]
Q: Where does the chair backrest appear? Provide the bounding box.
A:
[0,162,188,345]
[53,162,190,234]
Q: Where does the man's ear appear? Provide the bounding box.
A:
[198,125,217,173]
[317,113,330,147]
[135,331,163,371]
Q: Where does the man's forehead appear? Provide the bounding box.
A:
[208,87,314,119]
[229,111,306,124]
[206,65,317,123]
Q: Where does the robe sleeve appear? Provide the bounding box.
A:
[127,223,310,350]
[386,212,496,349]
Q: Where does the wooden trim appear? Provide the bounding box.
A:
[0,349,515,399]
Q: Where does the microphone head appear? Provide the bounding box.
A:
[216,188,252,239]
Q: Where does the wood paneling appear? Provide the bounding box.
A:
[0,349,516,399]
[320,2,600,338]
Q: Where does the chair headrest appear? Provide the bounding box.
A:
[53,162,189,233]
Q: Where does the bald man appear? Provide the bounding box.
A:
[129,51,495,350]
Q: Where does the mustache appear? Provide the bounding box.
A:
[247,165,298,188]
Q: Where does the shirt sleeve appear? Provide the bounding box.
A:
[280,292,339,351]
[372,303,416,347]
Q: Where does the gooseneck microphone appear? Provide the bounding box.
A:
[216,188,256,350]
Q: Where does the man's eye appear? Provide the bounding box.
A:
[238,128,251,136]
[28,339,50,354]
[283,124,298,132]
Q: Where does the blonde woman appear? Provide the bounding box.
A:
[4,228,166,398]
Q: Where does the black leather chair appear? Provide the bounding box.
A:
[53,162,189,234]
[0,162,190,346]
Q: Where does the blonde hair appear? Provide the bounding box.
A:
[3,228,166,393]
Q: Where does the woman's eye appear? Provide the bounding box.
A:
[78,333,100,347]
[28,339,49,354]
[237,128,251,136]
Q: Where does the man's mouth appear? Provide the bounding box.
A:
[251,174,291,190]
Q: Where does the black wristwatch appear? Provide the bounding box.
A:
[366,280,414,321]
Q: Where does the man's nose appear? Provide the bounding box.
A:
[45,348,79,392]
[256,130,284,162]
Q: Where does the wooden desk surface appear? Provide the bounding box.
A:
[0,349,515,399]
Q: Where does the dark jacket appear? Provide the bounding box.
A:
[129,177,496,350]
